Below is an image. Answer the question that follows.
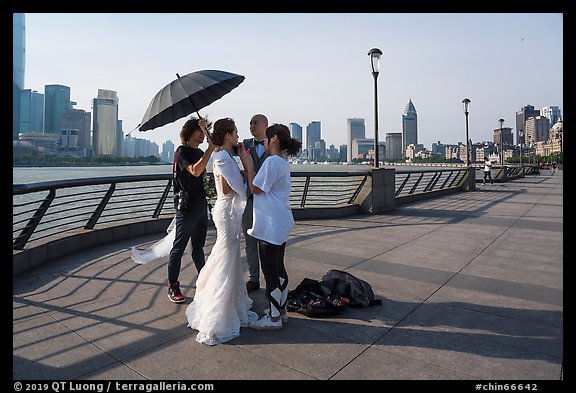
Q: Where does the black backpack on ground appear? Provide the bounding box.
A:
[286,270,381,318]
[320,269,382,308]
[286,278,348,318]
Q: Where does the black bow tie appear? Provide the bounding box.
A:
[254,139,265,145]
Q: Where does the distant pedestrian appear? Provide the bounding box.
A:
[551,162,557,175]
[483,156,493,185]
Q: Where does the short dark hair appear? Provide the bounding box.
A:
[180,117,212,144]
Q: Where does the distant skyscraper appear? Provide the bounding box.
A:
[525,116,550,143]
[92,89,119,156]
[20,89,44,132]
[515,105,540,145]
[493,126,514,146]
[117,119,124,156]
[289,123,302,143]
[62,109,91,153]
[402,99,418,154]
[306,121,321,160]
[386,133,403,160]
[44,84,71,134]
[540,106,561,127]
[13,13,25,140]
[351,138,374,160]
[162,140,175,163]
[339,144,347,162]
[346,118,365,162]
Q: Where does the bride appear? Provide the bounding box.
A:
[131,117,258,345]
[185,117,258,345]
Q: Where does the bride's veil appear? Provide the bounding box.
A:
[130,216,189,264]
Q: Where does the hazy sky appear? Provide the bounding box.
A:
[23,13,563,152]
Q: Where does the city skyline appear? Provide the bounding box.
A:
[22,13,563,151]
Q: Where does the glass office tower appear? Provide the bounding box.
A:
[13,13,25,140]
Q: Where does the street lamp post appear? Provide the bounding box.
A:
[368,47,382,168]
[498,118,505,166]
[519,129,523,173]
[530,142,534,167]
[462,98,471,166]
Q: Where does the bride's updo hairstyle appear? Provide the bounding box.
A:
[265,123,302,156]
[211,117,236,146]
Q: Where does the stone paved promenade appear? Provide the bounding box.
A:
[13,171,563,381]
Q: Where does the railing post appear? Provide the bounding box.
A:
[461,167,476,191]
[13,189,56,250]
[495,166,508,183]
[357,168,395,214]
[153,179,172,218]
[300,176,311,207]
[84,183,116,229]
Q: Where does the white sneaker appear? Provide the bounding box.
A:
[264,309,289,323]
[249,314,283,331]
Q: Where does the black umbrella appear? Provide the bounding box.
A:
[136,69,245,132]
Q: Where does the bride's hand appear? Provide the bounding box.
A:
[237,143,251,162]
[238,151,254,173]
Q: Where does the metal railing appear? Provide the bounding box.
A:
[13,174,175,249]
[473,163,540,181]
[394,168,467,198]
[290,171,369,207]
[13,171,369,250]
[13,166,498,250]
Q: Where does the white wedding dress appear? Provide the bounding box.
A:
[185,150,258,345]
[130,217,189,264]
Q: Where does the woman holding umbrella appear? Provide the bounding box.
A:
[166,117,216,303]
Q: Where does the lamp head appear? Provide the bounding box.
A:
[462,98,471,114]
[368,48,383,75]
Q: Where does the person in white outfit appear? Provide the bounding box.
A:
[238,123,302,330]
[483,156,494,185]
[185,117,258,345]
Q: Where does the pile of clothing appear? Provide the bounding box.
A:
[286,270,382,318]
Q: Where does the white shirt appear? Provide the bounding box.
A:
[254,139,265,158]
[248,155,294,245]
[484,160,492,172]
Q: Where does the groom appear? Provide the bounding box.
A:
[242,114,269,293]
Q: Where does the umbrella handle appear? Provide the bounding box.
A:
[176,73,212,142]
[197,112,212,143]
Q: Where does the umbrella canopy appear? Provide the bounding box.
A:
[137,69,245,132]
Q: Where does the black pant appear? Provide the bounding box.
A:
[483,170,493,183]
[258,240,288,314]
[168,207,208,284]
